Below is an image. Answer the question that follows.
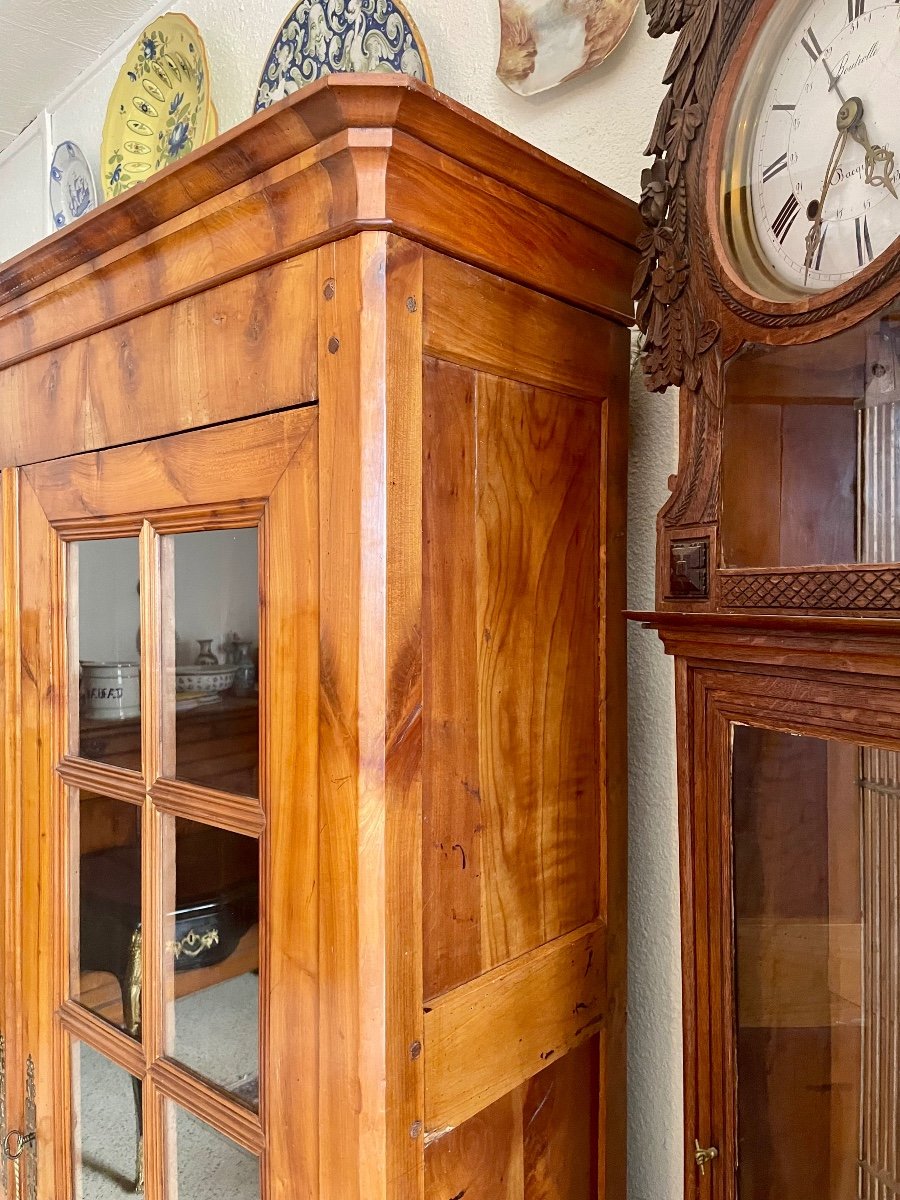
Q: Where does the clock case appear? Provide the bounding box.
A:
[634,0,900,1195]
[636,0,900,614]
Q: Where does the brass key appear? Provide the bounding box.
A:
[4,1131,35,1200]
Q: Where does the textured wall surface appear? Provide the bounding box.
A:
[0,4,682,1196]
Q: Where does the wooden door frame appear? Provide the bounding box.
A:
[6,406,318,1200]
[669,646,900,1200]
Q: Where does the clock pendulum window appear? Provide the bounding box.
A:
[633,0,900,1194]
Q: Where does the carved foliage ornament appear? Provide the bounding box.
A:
[633,0,728,392]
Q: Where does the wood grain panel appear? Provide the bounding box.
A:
[386,134,633,324]
[0,160,334,374]
[422,253,620,400]
[317,232,427,1200]
[425,1088,524,1200]
[424,923,605,1137]
[317,235,370,1200]
[721,403,783,569]
[423,369,603,997]
[475,376,602,970]
[263,417,320,1200]
[597,338,628,1200]
[423,1040,598,1200]
[522,1039,597,1198]
[25,408,314,525]
[1,255,316,468]
[780,404,856,567]
[17,473,64,1197]
[383,235,426,1200]
[422,359,483,999]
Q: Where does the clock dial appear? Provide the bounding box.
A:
[722,0,900,296]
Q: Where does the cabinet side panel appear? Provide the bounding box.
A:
[422,359,602,994]
[423,1039,598,1200]
[474,374,602,968]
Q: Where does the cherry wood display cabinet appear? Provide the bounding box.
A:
[633,0,900,1195]
[0,77,637,1200]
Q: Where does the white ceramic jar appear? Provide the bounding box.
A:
[80,661,141,720]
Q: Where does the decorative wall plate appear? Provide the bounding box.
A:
[101,12,213,200]
[254,0,432,113]
[205,100,219,143]
[497,0,639,95]
[49,141,96,229]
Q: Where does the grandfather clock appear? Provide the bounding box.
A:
[633,0,900,1197]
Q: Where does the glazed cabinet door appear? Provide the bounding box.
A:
[685,671,900,1200]
[3,409,318,1200]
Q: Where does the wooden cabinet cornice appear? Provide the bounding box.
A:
[0,79,634,1200]
[0,76,637,418]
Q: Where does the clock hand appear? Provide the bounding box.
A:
[822,55,848,103]
[804,97,862,282]
[850,119,898,198]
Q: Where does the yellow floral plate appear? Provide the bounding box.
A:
[101,12,214,200]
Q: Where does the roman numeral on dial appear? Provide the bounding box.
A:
[801,26,823,60]
[848,0,864,19]
[856,215,874,265]
[772,193,800,243]
[762,152,788,183]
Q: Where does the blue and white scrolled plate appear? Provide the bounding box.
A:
[255,0,433,113]
[49,141,97,230]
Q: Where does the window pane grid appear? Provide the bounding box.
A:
[61,515,266,1197]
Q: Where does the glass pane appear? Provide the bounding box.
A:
[75,539,141,770]
[167,818,259,1106]
[731,726,897,1200]
[75,791,142,1040]
[72,1041,143,1197]
[172,1105,259,1199]
[167,529,259,796]
[721,295,900,570]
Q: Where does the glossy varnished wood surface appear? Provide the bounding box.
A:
[14,410,320,1197]
[422,360,603,997]
[0,81,636,443]
[423,922,606,1135]
[637,610,900,1199]
[0,82,634,1200]
[0,77,637,310]
[0,259,318,467]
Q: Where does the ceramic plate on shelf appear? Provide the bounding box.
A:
[49,141,97,229]
[254,0,433,113]
[101,11,214,200]
[205,99,219,142]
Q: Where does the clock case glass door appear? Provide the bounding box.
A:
[4,408,317,1198]
[720,293,900,576]
[679,662,900,1200]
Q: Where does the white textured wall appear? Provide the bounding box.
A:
[0,4,681,1195]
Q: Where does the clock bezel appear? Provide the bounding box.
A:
[701,0,900,336]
